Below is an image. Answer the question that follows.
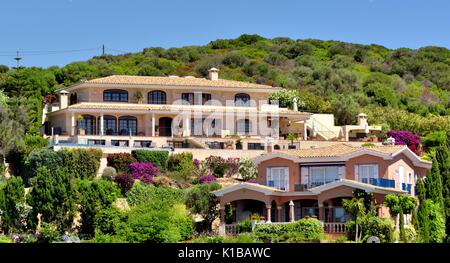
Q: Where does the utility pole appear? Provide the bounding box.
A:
[14,51,22,68]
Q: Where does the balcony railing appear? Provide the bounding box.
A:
[402,183,412,194]
[360,178,395,189]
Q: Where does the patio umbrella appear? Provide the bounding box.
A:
[289,200,295,222]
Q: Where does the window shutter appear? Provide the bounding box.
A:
[354,165,359,182]
[374,165,379,179]
[301,166,309,185]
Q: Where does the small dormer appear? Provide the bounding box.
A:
[207,67,219,81]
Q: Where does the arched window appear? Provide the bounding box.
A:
[237,119,251,134]
[103,89,128,102]
[78,115,96,135]
[148,91,167,104]
[119,116,137,136]
[235,93,250,107]
[98,115,117,135]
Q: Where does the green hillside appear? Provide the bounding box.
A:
[0,34,449,134]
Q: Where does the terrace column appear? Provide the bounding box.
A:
[318,202,325,221]
[277,206,283,222]
[70,112,76,136]
[183,114,191,137]
[303,121,308,141]
[266,204,272,223]
[328,204,334,222]
[151,114,155,137]
[289,200,295,222]
[99,113,104,136]
[219,205,226,236]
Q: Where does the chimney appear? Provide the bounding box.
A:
[207,67,219,81]
[385,137,396,146]
[266,137,275,153]
[357,113,368,126]
[59,90,69,109]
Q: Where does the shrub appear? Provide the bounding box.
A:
[236,218,253,233]
[0,235,13,243]
[184,182,222,231]
[361,142,376,147]
[204,156,228,178]
[226,158,240,177]
[360,216,395,243]
[222,52,248,68]
[129,162,159,184]
[239,158,258,180]
[286,217,323,240]
[102,167,117,180]
[59,148,102,179]
[403,224,417,243]
[132,150,169,170]
[253,223,289,242]
[107,153,136,173]
[127,183,184,207]
[114,174,135,195]
[199,174,216,184]
[37,222,60,243]
[167,152,193,172]
[25,149,62,184]
[94,207,123,235]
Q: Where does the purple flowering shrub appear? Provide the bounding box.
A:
[386,130,421,155]
[226,158,240,177]
[193,158,200,168]
[129,162,160,184]
[199,174,217,184]
[246,179,258,183]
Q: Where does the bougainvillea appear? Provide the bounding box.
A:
[199,174,217,184]
[246,179,258,183]
[386,130,422,155]
[129,162,160,184]
[107,153,136,173]
[193,158,200,168]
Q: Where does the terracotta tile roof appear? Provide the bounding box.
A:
[278,144,407,158]
[82,75,275,89]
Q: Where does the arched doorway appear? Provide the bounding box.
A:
[159,117,173,137]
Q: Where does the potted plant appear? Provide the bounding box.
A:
[182,137,189,148]
[77,115,85,135]
[287,133,297,149]
[133,91,143,104]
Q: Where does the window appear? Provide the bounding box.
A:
[357,164,379,183]
[202,93,211,105]
[148,91,166,104]
[267,167,289,191]
[77,115,96,135]
[118,116,137,136]
[182,93,194,105]
[309,166,343,187]
[98,115,117,135]
[103,89,128,102]
[235,93,250,107]
[248,143,263,150]
[237,119,252,134]
[334,207,348,223]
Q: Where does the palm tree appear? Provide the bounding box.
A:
[343,197,366,242]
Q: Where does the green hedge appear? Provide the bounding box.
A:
[106,153,136,173]
[132,150,169,170]
[167,152,193,172]
[236,218,253,233]
[253,218,324,242]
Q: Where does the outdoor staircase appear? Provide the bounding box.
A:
[305,117,340,140]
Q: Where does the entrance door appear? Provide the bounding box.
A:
[159,117,173,137]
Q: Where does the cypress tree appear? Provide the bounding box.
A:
[435,144,450,239]
[426,153,444,212]
[416,177,430,242]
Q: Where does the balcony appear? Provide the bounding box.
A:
[360,178,395,189]
[402,183,412,194]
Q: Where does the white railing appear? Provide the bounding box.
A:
[225,223,238,235]
[323,222,348,233]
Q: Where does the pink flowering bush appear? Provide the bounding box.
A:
[226,158,240,177]
[114,173,135,194]
[129,162,160,184]
[199,174,217,184]
[386,130,422,155]
[193,158,200,168]
[246,179,258,183]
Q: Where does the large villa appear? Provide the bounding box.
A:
[42,69,432,234]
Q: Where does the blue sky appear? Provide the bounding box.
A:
[0,0,449,68]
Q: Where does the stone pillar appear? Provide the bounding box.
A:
[70,112,76,136]
[219,205,226,236]
[328,205,334,222]
[183,114,191,137]
[100,113,104,136]
[151,114,155,137]
[289,200,295,222]
[266,204,272,223]
[277,206,283,222]
[318,203,325,221]
[303,121,307,141]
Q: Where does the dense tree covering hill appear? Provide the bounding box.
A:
[0,34,449,133]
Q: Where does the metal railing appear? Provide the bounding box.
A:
[361,178,395,188]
